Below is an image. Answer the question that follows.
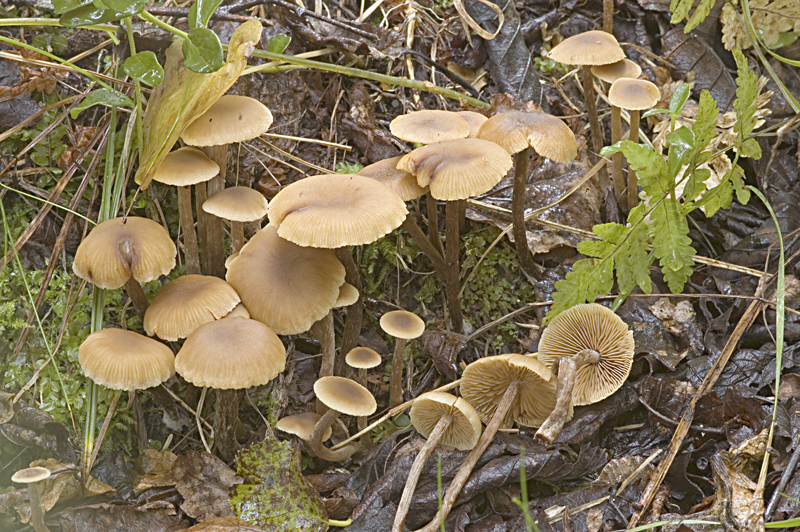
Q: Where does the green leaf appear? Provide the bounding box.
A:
[100,0,147,16]
[697,178,732,217]
[730,165,750,204]
[685,0,714,31]
[546,257,615,323]
[60,4,128,25]
[738,137,762,159]
[642,108,670,119]
[651,197,695,292]
[52,0,93,14]
[666,125,694,179]
[188,0,224,29]
[692,91,720,154]
[590,222,626,244]
[267,34,291,54]
[70,88,133,118]
[123,51,164,87]
[182,28,224,73]
[732,48,760,143]
[669,83,691,116]
[618,141,669,197]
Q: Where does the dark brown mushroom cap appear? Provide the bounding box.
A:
[73,217,176,289]
[380,310,425,340]
[276,412,332,441]
[175,317,285,389]
[345,347,382,369]
[457,111,488,138]
[536,303,634,405]
[591,59,642,84]
[389,110,470,144]
[181,95,273,146]
[608,78,661,111]
[357,157,427,201]
[203,186,269,222]
[267,174,408,248]
[477,111,578,162]
[144,275,241,341]
[79,329,175,390]
[151,147,219,187]
[11,467,51,483]
[397,139,512,201]
[410,391,482,450]
[548,30,625,66]
[314,376,377,416]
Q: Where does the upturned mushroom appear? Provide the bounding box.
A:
[11,466,52,532]
[380,310,426,407]
[310,376,377,462]
[277,412,333,456]
[202,186,268,253]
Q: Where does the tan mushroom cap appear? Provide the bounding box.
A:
[608,78,661,111]
[460,353,561,428]
[536,303,634,405]
[276,412,332,442]
[389,110,470,144]
[397,139,512,201]
[79,328,175,390]
[181,95,273,146]
[477,111,577,162]
[457,111,488,138]
[73,217,176,289]
[314,376,377,417]
[410,391,482,451]
[223,302,251,319]
[11,467,51,483]
[591,59,642,84]
[225,252,239,270]
[226,224,345,335]
[345,347,382,369]
[144,275,241,341]
[150,147,219,187]
[268,174,408,248]
[357,157,427,201]
[380,310,425,339]
[548,30,625,66]
[175,317,285,389]
[335,283,359,308]
[203,186,269,222]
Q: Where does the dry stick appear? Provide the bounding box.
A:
[310,409,362,461]
[177,186,201,274]
[389,337,408,407]
[403,216,447,281]
[627,109,641,209]
[426,193,443,256]
[124,278,149,316]
[214,388,242,462]
[336,248,363,363]
[445,201,464,333]
[610,105,626,210]
[512,147,538,275]
[312,312,336,413]
[202,145,227,278]
[582,65,608,189]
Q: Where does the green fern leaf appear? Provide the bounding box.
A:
[616,206,652,294]
[692,91,720,155]
[732,48,760,143]
[685,0,715,31]
[546,256,615,323]
[671,0,715,32]
[618,141,670,197]
[651,198,695,292]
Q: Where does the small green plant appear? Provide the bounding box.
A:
[511,446,540,532]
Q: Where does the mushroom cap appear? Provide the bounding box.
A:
[380,310,425,340]
[389,110,470,144]
[181,95,273,146]
[608,78,661,110]
[314,376,377,417]
[224,302,251,319]
[345,347,382,369]
[73,217,176,289]
[335,283,359,308]
[144,275,241,341]
[548,30,625,66]
[397,139,512,201]
[357,157,427,201]
[150,147,219,187]
[477,111,578,162]
[410,391,482,451]
[536,303,634,405]
[175,317,286,389]
[591,59,642,84]
[457,111,488,138]
[203,186,269,222]
[225,252,239,270]
[268,174,408,248]
[276,412,332,442]
[79,328,175,390]
[225,224,345,335]
[459,353,560,428]
[11,467,52,484]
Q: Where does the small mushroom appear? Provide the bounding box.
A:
[202,186,268,253]
[310,376,376,462]
[345,346,382,445]
[380,310,426,407]
[277,412,333,457]
[389,110,470,144]
[456,111,488,138]
[11,467,52,532]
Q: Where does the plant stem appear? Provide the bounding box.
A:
[178,186,201,274]
[310,409,362,461]
[627,110,641,209]
[390,338,408,408]
[403,217,446,281]
[123,17,144,153]
[195,181,209,268]
[610,105,625,210]
[582,65,608,189]
[445,201,464,333]
[0,18,118,33]
[201,145,227,278]
[336,248,363,363]
[215,388,241,462]
[512,148,537,276]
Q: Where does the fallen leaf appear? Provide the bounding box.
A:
[173,451,241,521]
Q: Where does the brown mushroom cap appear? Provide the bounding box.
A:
[225,224,345,335]
[11,467,51,483]
[144,275,241,341]
[548,30,625,66]
[150,147,220,187]
[79,328,175,390]
[389,110,470,144]
[357,157,427,201]
[276,412,332,442]
[536,303,634,405]
[477,111,578,162]
[345,347,382,369]
[397,139,512,201]
[175,317,285,389]
[181,95,273,146]
[460,353,559,428]
[203,186,269,223]
[591,59,642,84]
[410,391,482,451]
[608,78,661,111]
[314,376,377,416]
[267,174,408,248]
[335,283,359,308]
[73,217,176,289]
[380,310,425,340]
[457,111,488,138]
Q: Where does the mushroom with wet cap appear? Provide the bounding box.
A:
[11,467,52,532]
[310,376,377,462]
[380,310,426,407]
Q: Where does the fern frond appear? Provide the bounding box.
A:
[732,48,761,144]
[670,0,716,32]
[546,256,615,323]
[616,206,652,294]
[651,198,695,292]
[618,141,670,197]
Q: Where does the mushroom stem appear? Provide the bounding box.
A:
[214,388,242,462]
[603,0,613,33]
[356,368,371,448]
[445,201,464,333]
[426,192,443,256]
[627,110,641,209]
[195,181,209,268]
[610,105,626,210]
[231,221,245,253]
[402,217,447,281]
[512,147,538,276]
[177,186,201,274]
[26,481,50,532]
[582,65,607,187]
[336,248,363,366]
[124,278,149,316]
[390,338,408,407]
[310,409,362,461]
[393,414,453,532]
[312,312,336,413]
[202,145,228,278]
[418,382,521,532]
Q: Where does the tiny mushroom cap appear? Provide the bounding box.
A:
[357,157,427,201]
[608,78,662,111]
[203,186,269,223]
[335,283,359,308]
[268,174,408,248]
[591,59,642,84]
[277,412,332,442]
[224,303,251,319]
[410,391,482,451]
[144,275,241,341]
[380,310,425,340]
[457,111,488,138]
[390,110,470,144]
[536,303,635,405]
[314,376,377,417]
[150,147,219,187]
[397,139,512,201]
[11,466,51,484]
[79,329,175,390]
[73,217,176,289]
[175,316,286,389]
[477,111,578,162]
[345,347,382,369]
[181,95,273,146]
[548,30,625,66]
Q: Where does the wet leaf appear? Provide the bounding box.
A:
[266,34,291,54]
[59,5,129,26]
[60,502,188,532]
[70,88,134,119]
[123,51,164,87]
[100,0,148,16]
[188,0,224,29]
[173,451,240,521]
[183,28,224,74]
[52,0,92,14]
[176,516,265,532]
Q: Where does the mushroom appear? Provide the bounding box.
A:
[277,412,333,456]
[456,111,488,138]
[11,467,52,532]
[310,376,377,462]
[202,186,269,253]
[534,303,634,445]
[380,310,426,407]
[392,392,481,532]
[345,346,382,445]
